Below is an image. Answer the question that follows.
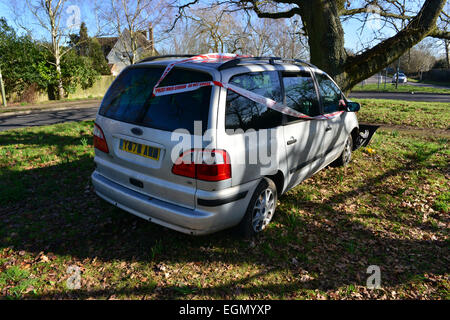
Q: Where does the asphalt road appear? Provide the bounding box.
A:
[349,92,450,103]
[0,107,98,132]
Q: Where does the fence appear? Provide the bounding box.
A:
[67,75,116,100]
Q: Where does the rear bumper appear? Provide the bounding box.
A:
[91,171,258,235]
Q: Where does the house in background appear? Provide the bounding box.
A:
[96,27,157,76]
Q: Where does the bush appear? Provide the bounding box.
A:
[0,18,47,99]
[0,17,100,101]
[61,50,99,95]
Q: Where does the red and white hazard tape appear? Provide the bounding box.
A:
[152,53,248,96]
[151,53,344,120]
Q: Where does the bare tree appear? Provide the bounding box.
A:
[13,0,75,99]
[235,17,308,58]
[179,6,242,53]
[100,0,171,65]
[166,20,210,54]
[167,6,308,58]
[400,41,436,78]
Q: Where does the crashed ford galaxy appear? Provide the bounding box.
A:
[91,54,372,236]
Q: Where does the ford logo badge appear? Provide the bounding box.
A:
[131,127,143,136]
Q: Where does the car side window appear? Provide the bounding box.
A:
[225,71,283,131]
[315,73,344,114]
[282,72,320,122]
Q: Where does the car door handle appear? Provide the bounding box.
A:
[325,126,332,132]
[287,137,297,145]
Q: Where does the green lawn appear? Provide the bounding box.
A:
[0,121,448,299]
[355,99,450,130]
[352,83,450,94]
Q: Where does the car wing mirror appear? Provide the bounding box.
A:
[345,101,360,112]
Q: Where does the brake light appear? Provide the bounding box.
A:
[93,123,109,153]
[172,149,231,181]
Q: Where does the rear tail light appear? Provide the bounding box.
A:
[172,149,231,181]
[93,123,109,153]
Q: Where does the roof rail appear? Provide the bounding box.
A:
[279,58,319,69]
[217,56,318,70]
[218,57,282,70]
[137,54,197,64]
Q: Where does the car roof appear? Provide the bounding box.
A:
[135,56,322,74]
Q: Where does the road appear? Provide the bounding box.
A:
[0,107,98,131]
[349,91,450,103]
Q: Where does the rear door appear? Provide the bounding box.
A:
[281,70,325,188]
[314,72,348,162]
[217,70,286,187]
[94,65,216,209]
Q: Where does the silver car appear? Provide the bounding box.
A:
[91,55,361,236]
[392,72,407,83]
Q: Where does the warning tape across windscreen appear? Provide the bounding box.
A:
[151,53,344,121]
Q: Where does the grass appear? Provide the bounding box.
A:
[352,83,450,94]
[0,265,40,299]
[354,99,450,130]
[0,121,449,300]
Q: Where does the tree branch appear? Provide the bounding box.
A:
[343,0,447,90]
[429,28,450,39]
[252,6,302,19]
[341,7,413,20]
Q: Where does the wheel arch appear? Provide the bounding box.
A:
[265,170,285,197]
[350,126,359,151]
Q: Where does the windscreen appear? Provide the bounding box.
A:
[99,66,213,133]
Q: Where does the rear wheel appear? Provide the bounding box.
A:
[237,178,277,238]
[332,134,353,167]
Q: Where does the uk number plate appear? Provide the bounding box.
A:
[119,139,160,160]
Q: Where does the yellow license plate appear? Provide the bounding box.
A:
[119,139,160,160]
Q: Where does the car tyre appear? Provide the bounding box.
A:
[332,134,353,167]
[236,177,277,238]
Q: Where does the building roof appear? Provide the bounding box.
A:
[95,29,154,58]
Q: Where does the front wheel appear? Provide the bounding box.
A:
[237,178,277,238]
[332,134,353,167]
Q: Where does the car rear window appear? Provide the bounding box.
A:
[99,66,212,133]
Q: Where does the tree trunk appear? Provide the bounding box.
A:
[49,3,64,100]
[299,0,347,86]
[446,40,450,68]
[52,33,64,99]
[55,55,64,100]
